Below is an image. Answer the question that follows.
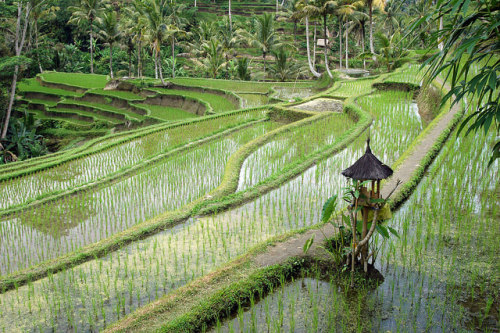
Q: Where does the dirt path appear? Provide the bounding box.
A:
[254,80,461,267]
[293,98,344,112]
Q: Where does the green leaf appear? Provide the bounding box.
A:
[303,236,314,254]
[376,225,390,239]
[388,226,400,238]
[321,195,338,223]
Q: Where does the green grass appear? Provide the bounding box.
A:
[17,79,82,97]
[139,104,198,121]
[41,72,109,89]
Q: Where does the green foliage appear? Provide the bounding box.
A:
[269,48,306,81]
[411,0,500,165]
[1,114,48,163]
[237,57,251,81]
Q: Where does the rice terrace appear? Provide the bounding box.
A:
[0,0,498,332]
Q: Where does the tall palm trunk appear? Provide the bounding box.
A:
[323,14,332,78]
[305,17,321,78]
[369,3,375,60]
[339,20,342,69]
[312,22,317,68]
[109,44,114,78]
[35,21,43,73]
[361,21,366,70]
[158,47,165,85]
[137,35,142,77]
[228,0,232,33]
[171,37,175,79]
[90,18,94,74]
[154,46,158,79]
[263,51,267,73]
[438,16,443,51]
[345,21,349,69]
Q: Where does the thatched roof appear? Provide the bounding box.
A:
[342,140,393,180]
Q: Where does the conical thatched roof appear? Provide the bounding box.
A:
[342,140,393,180]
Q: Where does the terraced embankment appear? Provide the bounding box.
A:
[4,66,492,333]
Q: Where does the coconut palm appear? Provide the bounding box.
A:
[165,1,187,79]
[191,37,227,78]
[363,0,385,59]
[122,0,147,77]
[68,0,106,74]
[97,9,120,78]
[337,1,366,69]
[301,0,339,78]
[242,13,284,73]
[142,0,168,83]
[218,17,239,79]
[293,0,321,77]
[269,48,306,81]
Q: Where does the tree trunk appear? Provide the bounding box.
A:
[323,14,332,78]
[275,0,278,18]
[361,22,366,70]
[228,0,232,33]
[293,21,297,43]
[345,22,349,69]
[2,65,19,139]
[129,50,133,78]
[263,52,266,73]
[109,44,114,78]
[171,37,175,79]
[35,21,43,73]
[369,3,375,61]
[90,18,94,74]
[154,43,158,79]
[312,21,316,68]
[438,16,443,51]
[158,47,165,85]
[2,2,30,140]
[194,0,197,7]
[137,38,142,78]
[305,17,321,78]
[339,20,342,69]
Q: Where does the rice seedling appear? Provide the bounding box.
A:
[0,78,425,331]
[0,109,265,210]
[0,121,279,274]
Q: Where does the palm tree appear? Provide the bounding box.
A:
[243,13,282,74]
[98,9,120,78]
[218,17,239,79]
[301,0,339,78]
[292,0,321,77]
[142,0,168,83]
[337,1,366,69]
[29,0,53,73]
[165,1,187,79]
[269,48,306,81]
[68,0,105,74]
[191,37,227,78]
[363,0,385,59]
[122,0,147,77]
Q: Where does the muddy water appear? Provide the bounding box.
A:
[238,93,272,108]
[0,92,424,332]
[272,87,315,101]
